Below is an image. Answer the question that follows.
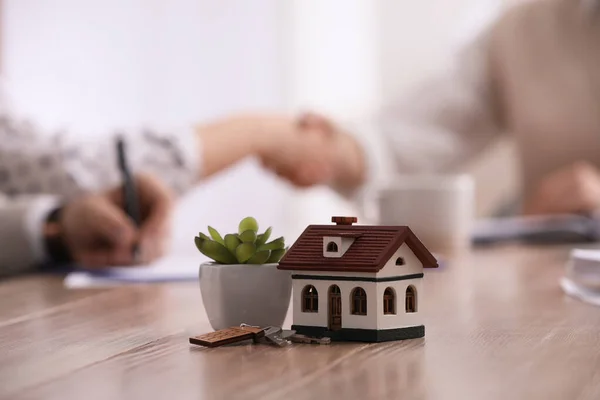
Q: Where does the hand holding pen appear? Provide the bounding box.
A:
[54,169,175,269]
[115,137,175,264]
[117,137,141,260]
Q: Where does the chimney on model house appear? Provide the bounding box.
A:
[331,216,357,225]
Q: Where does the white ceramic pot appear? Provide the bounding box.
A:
[199,262,292,331]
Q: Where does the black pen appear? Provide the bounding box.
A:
[116,136,141,261]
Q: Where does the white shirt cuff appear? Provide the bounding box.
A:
[25,195,62,263]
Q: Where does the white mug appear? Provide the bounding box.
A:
[376,174,475,254]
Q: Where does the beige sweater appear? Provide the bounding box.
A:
[351,0,600,212]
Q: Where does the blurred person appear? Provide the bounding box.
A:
[275,0,600,218]
[0,91,331,277]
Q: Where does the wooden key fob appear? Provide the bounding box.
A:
[189,326,265,348]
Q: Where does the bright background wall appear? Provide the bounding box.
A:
[2,0,503,251]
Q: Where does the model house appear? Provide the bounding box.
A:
[277,216,438,342]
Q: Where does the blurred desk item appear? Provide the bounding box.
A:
[561,248,600,306]
[62,253,201,288]
[1,245,599,399]
[473,214,600,245]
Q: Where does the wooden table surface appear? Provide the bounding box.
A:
[1,244,600,400]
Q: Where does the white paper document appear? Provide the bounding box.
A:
[64,253,202,288]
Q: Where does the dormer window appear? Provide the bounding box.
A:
[323,237,342,257]
[395,257,405,266]
[326,242,338,252]
[322,218,361,258]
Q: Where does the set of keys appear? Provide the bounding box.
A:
[254,326,331,346]
[254,325,296,347]
[189,324,297,348]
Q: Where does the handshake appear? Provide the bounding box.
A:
[255,112,365,190]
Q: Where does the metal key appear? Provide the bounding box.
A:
[267,328,297,347]
[258,326,293,347]
[254,326,278,344]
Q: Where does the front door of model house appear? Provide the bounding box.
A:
[328,285,342,331]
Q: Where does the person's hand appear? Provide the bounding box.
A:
[195,111,365,189]
[523,161,600,215]
[257,112,337,187]
[259,112,365,189]
[58,173,175,268]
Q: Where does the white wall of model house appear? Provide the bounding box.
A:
[291,243,424,330]
[293,280,378,330]
[376,279,422,330]
[376,243,425,279]
[292,279,423,330]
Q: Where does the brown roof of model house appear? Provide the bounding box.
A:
[278,217,439,273]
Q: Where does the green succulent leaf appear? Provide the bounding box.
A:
[198,232,211,241]
[266,248,286,263]
[208,226,224,245]
[194,236,204,252]
[256,227,272,247]
[197,237,237,264]
[224,234,241,253]
[239,229,257,243]
[238,216,259,234]
[236,243,256,263]
[246,250,271,265]
[196,218,285,265]
[259,236,285,251]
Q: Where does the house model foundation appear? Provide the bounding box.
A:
[277,216,438,342]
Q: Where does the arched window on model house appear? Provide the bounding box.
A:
[384,287,396,315]
[351,287,367,315]
[405,285,417,313]
[302,285,319,312]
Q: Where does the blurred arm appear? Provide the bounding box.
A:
[194,114,291,179]
[333,28,506,201]
[62,115,290,195]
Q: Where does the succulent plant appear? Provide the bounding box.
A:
[194,217,287,265]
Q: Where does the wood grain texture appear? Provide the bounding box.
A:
[0,275,109,325]
[2,245,600,400]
